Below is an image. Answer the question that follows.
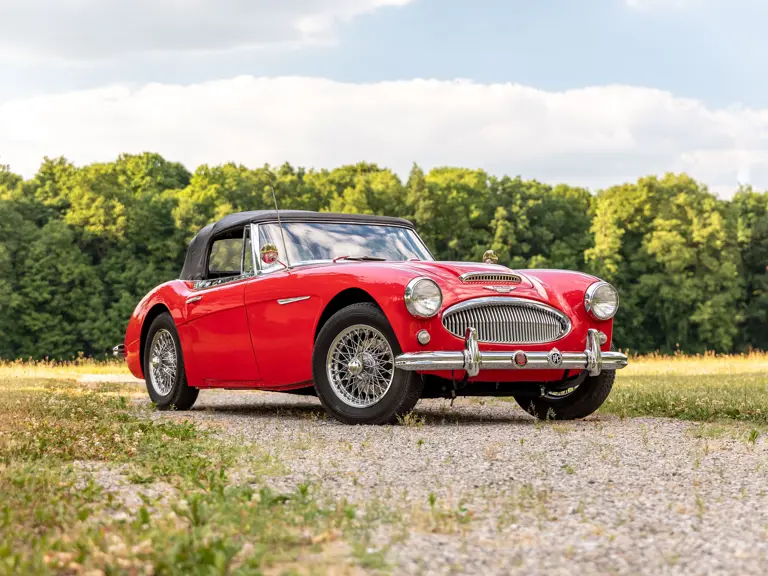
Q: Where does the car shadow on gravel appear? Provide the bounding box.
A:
[185,399,540,427]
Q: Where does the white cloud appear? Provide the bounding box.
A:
[0,0,412,61]
[1,76,766,195]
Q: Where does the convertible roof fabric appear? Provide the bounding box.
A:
[180,210,416,280]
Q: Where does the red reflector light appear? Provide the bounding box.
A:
[514,351,527,367]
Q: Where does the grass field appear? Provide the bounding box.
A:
[601,351,768,424]
[1,353,766,574]
[0,379,381,575]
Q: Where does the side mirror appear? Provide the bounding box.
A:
[260,243,279,264]
[482,249,499,265]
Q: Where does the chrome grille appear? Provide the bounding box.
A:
[460,272,521,284]
[442,298,570,344]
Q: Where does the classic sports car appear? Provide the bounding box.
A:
[115,210,628,424]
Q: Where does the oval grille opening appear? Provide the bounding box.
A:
[442,299,570,344]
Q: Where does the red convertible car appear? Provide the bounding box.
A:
[115,210,628,424]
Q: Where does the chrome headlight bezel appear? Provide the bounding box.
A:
[404,277,443,318]
[584,281,619,321]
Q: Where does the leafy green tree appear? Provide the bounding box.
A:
[0,164,21,190]
[732,187,768,350]
[408,167,493,261]
[587,174,742,353]
[0,197,38,357]
[15,220,105,358]
[313,162,404,216]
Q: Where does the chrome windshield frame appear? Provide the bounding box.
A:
[251,220,434,276]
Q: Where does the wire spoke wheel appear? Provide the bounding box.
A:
[149,328,177,396]
[326,324,395,408]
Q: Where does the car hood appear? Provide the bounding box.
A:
[394,260,600,311]
[395,261,535,287]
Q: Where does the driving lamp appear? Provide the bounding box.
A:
[584,281,619,321]
[405,277,443,318]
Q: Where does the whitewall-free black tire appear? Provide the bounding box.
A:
[143,312,198,411]
[312,303,423,425]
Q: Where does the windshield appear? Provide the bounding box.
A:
[257,222,433,272]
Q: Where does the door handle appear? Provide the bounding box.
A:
[187,296,203,304]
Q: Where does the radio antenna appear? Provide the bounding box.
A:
[266,169,291,269]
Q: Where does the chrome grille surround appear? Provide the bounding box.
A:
[459,272,521,284]
[441,297,571,344]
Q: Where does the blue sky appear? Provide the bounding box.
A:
[1,0,766,194]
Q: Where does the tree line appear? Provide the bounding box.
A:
[0,153,765,359]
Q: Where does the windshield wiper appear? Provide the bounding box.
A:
[332,255,387,262]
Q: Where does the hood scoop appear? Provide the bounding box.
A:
[459,272,522,285]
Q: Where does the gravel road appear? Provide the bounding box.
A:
[155,390,768,576]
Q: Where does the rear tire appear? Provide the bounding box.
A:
[312,303,423,425]
[143,312,198,411]
[514,370,615,421]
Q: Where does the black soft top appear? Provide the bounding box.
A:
[180,210,415,280]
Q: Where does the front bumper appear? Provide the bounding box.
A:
[394,328,628,377]
[113,344,126,360]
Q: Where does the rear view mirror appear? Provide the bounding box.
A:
[260,243,279,264]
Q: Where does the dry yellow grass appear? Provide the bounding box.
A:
[0,358,131,380]
[625,350,768,377]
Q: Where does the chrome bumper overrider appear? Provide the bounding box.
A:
[394,328,628,377]
[113,344,126,360]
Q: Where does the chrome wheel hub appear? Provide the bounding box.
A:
[148,329,177,397]
[326,324,395,408]
[347,357,363,376]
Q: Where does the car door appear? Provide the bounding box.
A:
[180,226,262,387]
[243,223,322,389]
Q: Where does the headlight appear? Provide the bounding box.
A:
[404,277,442,318]
[584,281,619,320]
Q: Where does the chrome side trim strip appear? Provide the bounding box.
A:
[394,328,628,375]
[277,296,311,305]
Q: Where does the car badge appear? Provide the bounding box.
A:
[547,349,563,368]
[483,285,517,294]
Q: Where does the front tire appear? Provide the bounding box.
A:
[143,312,198,411]
[514,369,615,421]
[312,303,423,425]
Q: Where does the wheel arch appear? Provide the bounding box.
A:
[140,303,172,370]
[314,288,381,341]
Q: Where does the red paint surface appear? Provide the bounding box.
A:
[124,262,615,388]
